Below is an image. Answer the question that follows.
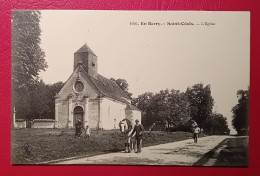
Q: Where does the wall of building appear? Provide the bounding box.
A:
[57,66,99,100]
[74,52,97,76]
[56,98,100,129]
[125,109,142,124]
[101,97,127,130]
[74,52,88,71]
[56,100,69,128]
[87,99,99,129]
[87,53,97,76]
[56,65,100,128]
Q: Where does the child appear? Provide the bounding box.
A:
[84,125,90,138]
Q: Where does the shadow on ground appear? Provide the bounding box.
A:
[193,137,248,167]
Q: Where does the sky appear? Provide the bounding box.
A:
[39,10,250,134]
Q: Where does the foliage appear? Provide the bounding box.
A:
[132,89,190,130]
[29,81,64,119]
[14,79,63,120]
[132,83,229,135]
[232,89,249,135]
[203,113,230,135]
[186,83,214,128]
[110,78,133,98]
[12,10,47,93]
[12,10,47,120]
[131,92,154,128]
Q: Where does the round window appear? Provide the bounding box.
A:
[74,81,84,93]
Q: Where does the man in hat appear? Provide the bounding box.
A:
[131,119,144,153]
[193,125,200,143]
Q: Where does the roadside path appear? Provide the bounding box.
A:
[55,135,233,165]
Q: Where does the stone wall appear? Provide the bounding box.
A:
[31,119,55,128]
[14,119,26,128]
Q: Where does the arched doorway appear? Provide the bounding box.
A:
[73,106,84,128]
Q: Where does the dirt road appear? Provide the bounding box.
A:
[54,135,234,166]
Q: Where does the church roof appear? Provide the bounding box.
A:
[126,104,141,111]
[88,74,131,104]
[76,65,131,104]
[75,43,97,56]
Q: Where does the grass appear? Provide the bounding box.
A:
[214,137,249,167]
[194,136,248,167]
[11,128,195,164]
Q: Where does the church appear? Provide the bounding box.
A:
[54,44,141,129]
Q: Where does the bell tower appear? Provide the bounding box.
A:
[74,43,98,77]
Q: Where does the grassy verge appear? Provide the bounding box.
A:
[194,136,248,167]
[11,129,196,164]
[214,137,248,167]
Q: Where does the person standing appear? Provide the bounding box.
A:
[75,120,82,137]
[131,119,144,153]
[193,125,200,143]
[84,125,90,138]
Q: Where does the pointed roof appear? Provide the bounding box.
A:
[88,74,131,103]
[75,65,131,103]
[75,43,97,56]
[126,104,141,111]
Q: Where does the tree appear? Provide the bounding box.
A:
[110,78,133,98]
[132,92,154,128]
[167,90,191,126]
[203,113,230,135]
[29,81,64,119]
[232,89,249,135]
[186,83,214,128]
[132,89,190,131]
[12,10,47,120]
[133,83,229,134]
[149,89,190,129]
[12,10,47,91]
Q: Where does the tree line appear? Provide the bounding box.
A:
[130,83,230,135]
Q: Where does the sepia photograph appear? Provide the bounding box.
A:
[11,10,250,166]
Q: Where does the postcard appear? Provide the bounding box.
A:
[11,10,249,166]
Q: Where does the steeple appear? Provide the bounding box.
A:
[74,43,98,77]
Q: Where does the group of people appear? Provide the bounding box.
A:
[118,118,145,153]
[131,119,145,153]
[74,118,144,153]
[75,118,200,154]
[75,120,90,138]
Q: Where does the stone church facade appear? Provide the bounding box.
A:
[55,44,141,129]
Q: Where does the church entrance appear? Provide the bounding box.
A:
[73,106,84,128]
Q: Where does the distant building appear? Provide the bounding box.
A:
[55,43,141,129]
